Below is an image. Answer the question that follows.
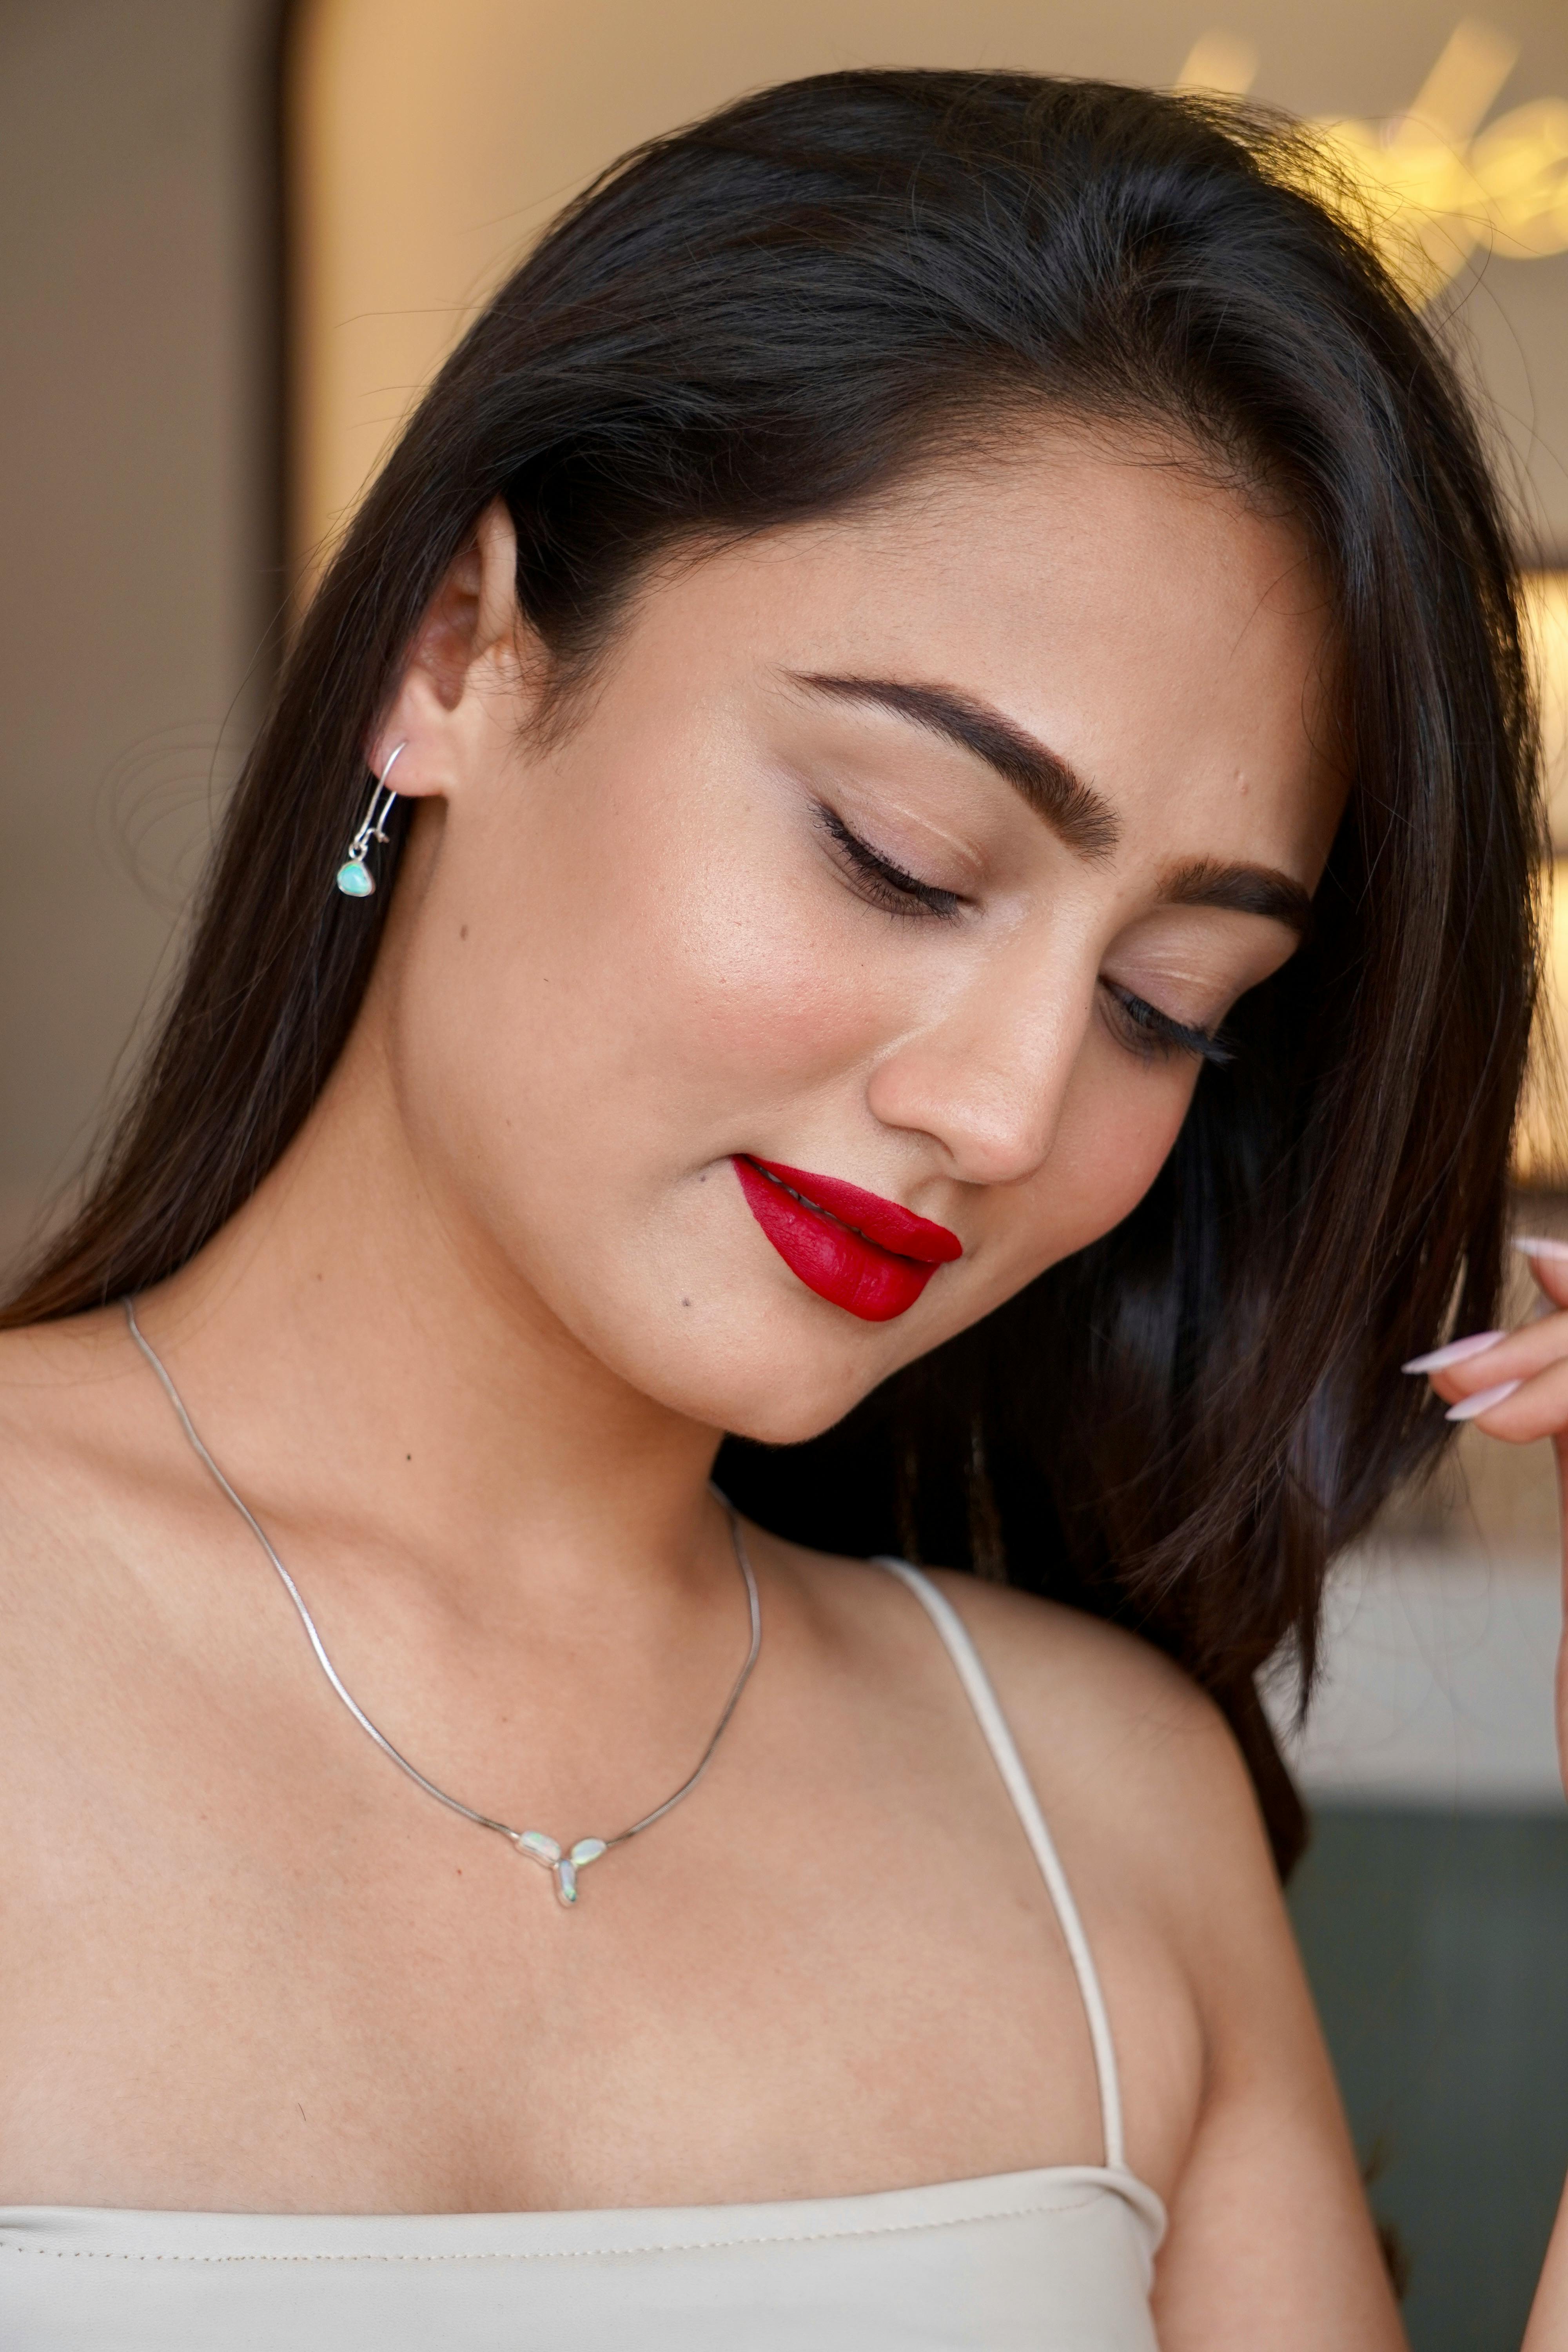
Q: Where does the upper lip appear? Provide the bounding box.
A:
[740,1158,963,1264]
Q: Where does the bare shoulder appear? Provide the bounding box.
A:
[0,1307,140,1496]
[777,1539,1309,2199]
[0,1307,163,1664]
[785,1539,1279,1950]
[0,1305,134,1419]
[924,1570,1256,1815]
[915,1570,1286,1989]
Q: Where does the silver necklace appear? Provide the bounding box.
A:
[124,1298,761,1910]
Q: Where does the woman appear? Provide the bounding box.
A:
[0,68,1541,2349]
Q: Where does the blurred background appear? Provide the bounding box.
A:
[4,1,1568,2338]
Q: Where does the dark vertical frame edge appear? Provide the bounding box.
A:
[260,0,306,679]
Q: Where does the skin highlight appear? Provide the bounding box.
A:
[0,432,1403,2348]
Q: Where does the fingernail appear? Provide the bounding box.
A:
[1513,1236,1568,1263]
[1402,1330,1506,1374]
[1445,1379,1523,1422]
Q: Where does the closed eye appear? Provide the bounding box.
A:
[1101,980,1232,1066]
[815,804,965,920]
[816,802,1231,1060]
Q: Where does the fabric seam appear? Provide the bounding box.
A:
[0,2192,1127,2265]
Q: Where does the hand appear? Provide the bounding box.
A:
[1411,1239,1568,2351]
[1406,1233,1568,1451]
[1404,1234,1568,1755]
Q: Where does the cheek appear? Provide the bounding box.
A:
[989,1056,1198,1296]
[399,777,887,1208]
[1053,1055,1196,1240]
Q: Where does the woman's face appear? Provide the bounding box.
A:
[377,434,1342,1442]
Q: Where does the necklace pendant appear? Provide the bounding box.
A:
[514,1830,608,1909]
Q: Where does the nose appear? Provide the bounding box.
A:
[864,945,1093,1189]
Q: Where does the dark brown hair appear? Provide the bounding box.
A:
[5,71,1543,1871]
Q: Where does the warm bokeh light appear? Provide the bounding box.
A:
[1181,19,1568,299]
[1314,83,1568,300]
[1510,580,1568,1183]
[1514,854,1568,1185]
[292,7,1568,592]
[1530,571,1568,848]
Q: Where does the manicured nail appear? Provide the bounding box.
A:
[1445,1379,1522,1422]
[1402,1330,1505,1374]
[1513,1236,1568,1263]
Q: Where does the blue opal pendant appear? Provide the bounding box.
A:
[336,858,375,898]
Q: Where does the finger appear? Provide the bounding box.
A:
[1411,1310,1568,1402]
[1401,1330,1507,1374]
[1514,1236,1568,1312]
[1441,1352,1568,1441]
[1444,1377,1523,1422]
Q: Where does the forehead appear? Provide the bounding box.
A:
[639,427,1344,882]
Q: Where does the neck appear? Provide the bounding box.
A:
[140,1000,730,1621]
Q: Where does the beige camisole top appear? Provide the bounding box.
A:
[0,1561,1167,2349]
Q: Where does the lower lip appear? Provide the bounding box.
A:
[731,1158,952,1323]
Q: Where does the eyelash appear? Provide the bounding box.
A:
[818,804,1231,1067]
[816,805,966,920]
[1102,982,1232,1067]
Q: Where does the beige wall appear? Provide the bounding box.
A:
[0,0,277,1269]
[292,0,1568,577]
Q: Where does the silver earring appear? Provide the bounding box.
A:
[335,742,407,898]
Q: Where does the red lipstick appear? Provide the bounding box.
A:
[731,1156,962,1323]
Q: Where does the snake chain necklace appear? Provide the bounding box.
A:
[124,1298,761,1909]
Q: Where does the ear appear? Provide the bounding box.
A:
[368,500,534,793]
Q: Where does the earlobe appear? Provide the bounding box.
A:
[367,659,456,798]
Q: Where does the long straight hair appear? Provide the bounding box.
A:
[5,71,1543,1871]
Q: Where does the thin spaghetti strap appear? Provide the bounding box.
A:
[875,1558,1127,2174]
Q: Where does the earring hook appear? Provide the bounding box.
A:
[335,742,407,900]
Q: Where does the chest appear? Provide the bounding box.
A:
[0,1593,1200,2212]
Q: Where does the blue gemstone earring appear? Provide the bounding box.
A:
[335,742,407,898]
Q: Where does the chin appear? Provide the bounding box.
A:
[719,1385,869,1450]
[686,1323,914,1450]
[591,1303,888,1448]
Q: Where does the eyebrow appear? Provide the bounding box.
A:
[791,670,1313,933]
[1160,857,1312,936]
[791,671,1119,860]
